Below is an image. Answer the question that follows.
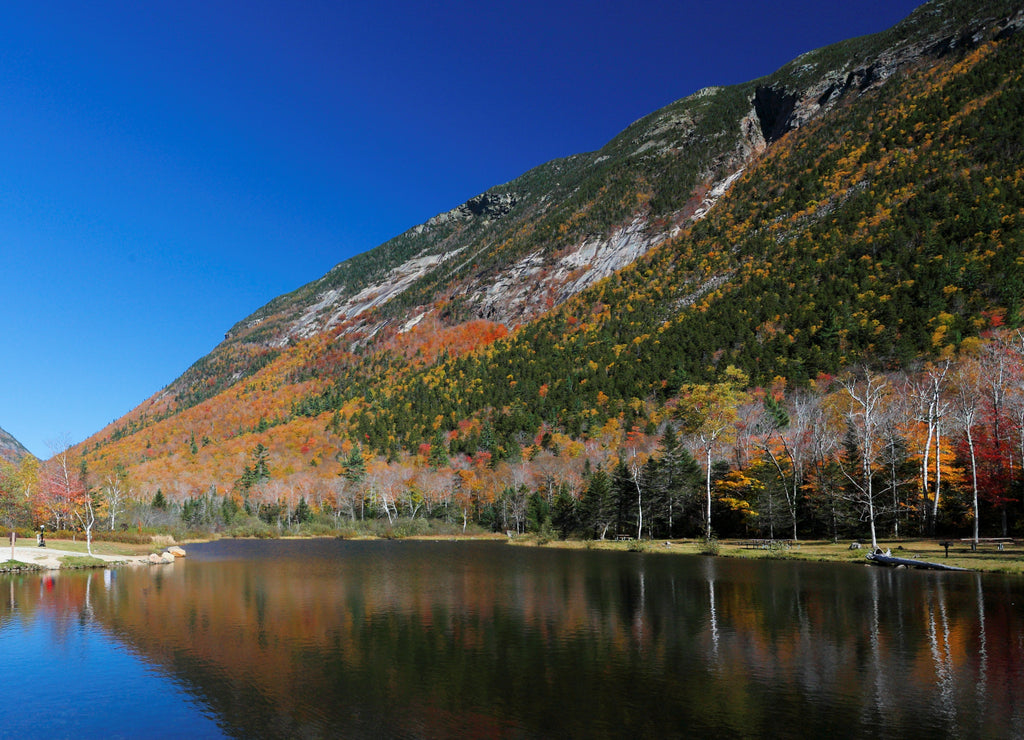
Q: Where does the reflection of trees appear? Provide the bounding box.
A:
[926,576,958,727]
[2,544,1023,737]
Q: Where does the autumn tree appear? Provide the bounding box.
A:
[41,437,96,554]
[0,456,35,528]
[678,366,750,541]
[803,379,846,542]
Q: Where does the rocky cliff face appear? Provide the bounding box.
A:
[754,1,1024,136]
[240,1,1024,347]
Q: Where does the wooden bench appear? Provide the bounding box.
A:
[961,537,1014,552]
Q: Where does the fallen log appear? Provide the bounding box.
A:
[866,548,967,572]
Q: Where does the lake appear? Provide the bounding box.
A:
[0,540,1021,738]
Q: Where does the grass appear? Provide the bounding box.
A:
[59,555,110,569]
[512,537,1024,574]
[0,560,41,572]
[42,538,156,557]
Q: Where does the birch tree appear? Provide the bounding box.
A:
[910,360,952,534]
[836,372,889,550]
[679,366,749,541]
[952,357,983,548]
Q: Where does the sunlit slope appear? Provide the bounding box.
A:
[292,26,1024,458]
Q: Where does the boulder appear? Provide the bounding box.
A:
[167,546,186,558]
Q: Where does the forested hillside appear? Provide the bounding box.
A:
[3,0,1023,545]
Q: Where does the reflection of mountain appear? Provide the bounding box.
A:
[13,542,1022,737]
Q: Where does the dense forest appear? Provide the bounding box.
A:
[2,329,1024,546]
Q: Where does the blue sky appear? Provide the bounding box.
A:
[0,0,924,457]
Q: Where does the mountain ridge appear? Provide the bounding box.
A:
[209,0,1023,356]
[75,0,1024,503]
[0,425,30,464]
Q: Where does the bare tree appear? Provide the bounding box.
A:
[951,358,983,548]
[103,465,131,531]
[837,372,890,550]
[909,360,952,534]
[755,391,817,541]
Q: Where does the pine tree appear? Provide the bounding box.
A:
[552,484,578,539]
[252,443,271,484]
[293,497,312,524]
[341,444,366,483]
[428,430,450,469]
[580,467,615,539]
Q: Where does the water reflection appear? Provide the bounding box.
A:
[2,541,1023,739]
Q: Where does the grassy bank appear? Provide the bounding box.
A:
[510,536,1024,575]
[35,538,157,557]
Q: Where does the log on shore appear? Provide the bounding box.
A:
[866,549,967,572]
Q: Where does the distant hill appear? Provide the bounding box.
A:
[0,425,30,463]
[77,0,1024,502]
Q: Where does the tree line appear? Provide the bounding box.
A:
[4,328,1024,547]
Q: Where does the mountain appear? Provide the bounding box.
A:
[0,425,30,464]
[78,0,1024,501]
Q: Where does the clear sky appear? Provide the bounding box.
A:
[0,0,924,458]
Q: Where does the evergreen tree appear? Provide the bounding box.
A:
[580,467,615,539]
[252,443,271,484]
[221,494,239,524]
[293,497,312,524]
[654,425,702,537]
[526,490,550,533]
[611,458,638,538]
[341,444,366,483]
[552,484,578,539]
[428,430,450,469]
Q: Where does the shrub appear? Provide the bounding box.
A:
[699,536,721,556]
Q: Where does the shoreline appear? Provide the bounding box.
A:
[2,533,1019,575]
[505,536,1024,575]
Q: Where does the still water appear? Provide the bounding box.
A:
[0,540,1021,739]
